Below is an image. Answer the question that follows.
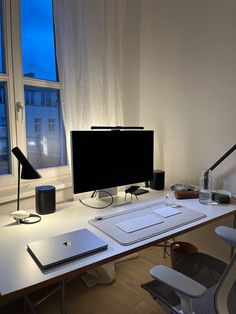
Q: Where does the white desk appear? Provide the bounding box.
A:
[0,191,236,303]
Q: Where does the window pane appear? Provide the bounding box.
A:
[20,0,57,81]
[25,86,67,169]
[0,82,10,174]
[0,0,5,73]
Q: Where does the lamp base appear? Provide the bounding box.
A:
[10,210,41,224]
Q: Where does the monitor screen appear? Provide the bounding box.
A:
[71,130,154,194]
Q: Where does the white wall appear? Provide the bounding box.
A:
[139,0,236,193]
[138,0,236,259]
[122,0,141,125]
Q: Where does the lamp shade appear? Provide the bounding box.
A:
[12,147,41,179]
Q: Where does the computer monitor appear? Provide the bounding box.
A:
[71,130,154,195]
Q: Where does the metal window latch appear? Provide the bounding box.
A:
[16,101,24,122]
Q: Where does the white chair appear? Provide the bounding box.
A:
[142,226,236,314]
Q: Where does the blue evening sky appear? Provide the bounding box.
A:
[20,0,57,81]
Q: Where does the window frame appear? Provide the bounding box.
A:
[0,0,70,192]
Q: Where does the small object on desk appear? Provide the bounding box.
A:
[10,210,41,224]
[92,216,103,221]
[10,209,30,220]
[134,188,149,195]
[171,183,199,192]
[125,185,149,200]
[125,186,149,197]
[212,192,230,204]
[165,191,176,206]
[125,185,140,194]
[175,190,199,199]
[125,185,140,200]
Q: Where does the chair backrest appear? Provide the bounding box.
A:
[214,252,236,314]
[214,226,236,314]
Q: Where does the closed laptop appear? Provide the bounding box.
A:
[27,228,108,269]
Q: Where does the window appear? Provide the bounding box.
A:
[25,86,66,169]
[34,118,41,133]
[25,88,35,106]
[41,90,53,107]
[48,118,55,132]
[0,0,68,188]
[20,0,67,169]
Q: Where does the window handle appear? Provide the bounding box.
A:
[16,101,24,123]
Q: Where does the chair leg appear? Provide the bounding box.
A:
[163,240,168,258]
[24,280,67,314]
[60,280,66,314]
[24,295,37,314]
[24,296,28,314]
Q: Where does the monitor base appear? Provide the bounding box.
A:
[85,193,132,208]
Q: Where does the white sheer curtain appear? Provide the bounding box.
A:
[53,0,125,161]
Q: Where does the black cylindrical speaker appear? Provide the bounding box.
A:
[35,185,56,215]
[150,170,165,190]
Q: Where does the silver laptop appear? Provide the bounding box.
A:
[27,228,108,269]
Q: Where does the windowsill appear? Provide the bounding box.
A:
[0,175,72,205]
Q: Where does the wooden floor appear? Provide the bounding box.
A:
[0,246,171,314]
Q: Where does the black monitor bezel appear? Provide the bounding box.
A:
[71,130,154,194]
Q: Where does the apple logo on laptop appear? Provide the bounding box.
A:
[63,241,72,247]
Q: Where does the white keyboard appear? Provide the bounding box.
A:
[116,214,163,233]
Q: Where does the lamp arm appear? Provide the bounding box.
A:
[202,144,236,190]
[208,144,236,172]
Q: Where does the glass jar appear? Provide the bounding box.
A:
[165,190,176,207]
[199,170,212,205]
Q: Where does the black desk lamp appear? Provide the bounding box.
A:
[202,144,236,203]
[10,147,42,224]
[203,144,236,186]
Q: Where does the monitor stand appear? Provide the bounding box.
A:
[97,187,118,199]
[96,187,132,208]
[111,195,132,207]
